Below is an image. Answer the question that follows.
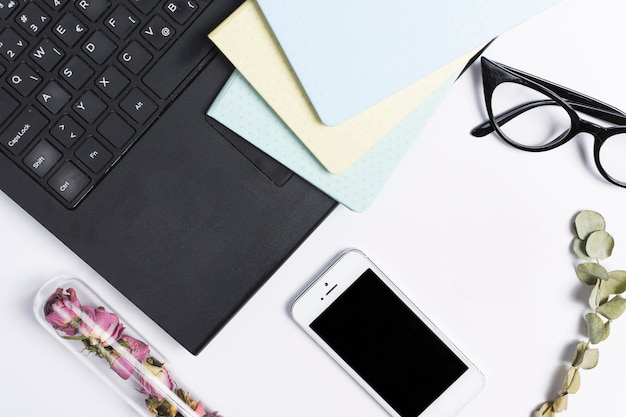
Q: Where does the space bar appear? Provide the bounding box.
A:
[143,33,214,99]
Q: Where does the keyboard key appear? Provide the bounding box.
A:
[7,63,42,96]
[143,4,214,99]
[95,65,129,98]
[37,80,71,114]
[105,5,139,39]
[0,27,28,62]
[97,112,134,148]
[0,88,19,125]
[1,106,48,155]
[59,55,93,89]
[141,16,175,50]
[30,38,65,72]
[48,161,90,202]
[120,87,156,123]
[53,13,88,47]
[118,40,151,74]
[51,114,85,147]
[75,0,110,21]
[23,139,62,177]
[130,0,159,15]
[0,0,21,20]
[164,0,198,24]
[44,0,69,12]
[82,30,116,64]
[75,136,112,172]
[0,0,214,207]
[15,3,51,35]
[74,90,106,123]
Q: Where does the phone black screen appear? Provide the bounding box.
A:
[310,269,468,417]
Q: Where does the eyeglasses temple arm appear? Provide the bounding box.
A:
[471,100,554,137]
[470,100,626,137]
[497,62,626,118]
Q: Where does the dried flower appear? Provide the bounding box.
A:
[110,350,136,380]
[79,305,125,347]
[109,336,151,380]
[43,287,220,417]
[140,357,176,400]
[44,288,81,336]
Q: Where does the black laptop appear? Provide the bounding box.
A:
[0,0,336,354]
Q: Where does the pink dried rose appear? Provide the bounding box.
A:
[44,287,82,335]
[140,357,176,400]
[110,350,135,380]
[43,287,220,417]
[109,336,151,380]
[79,305,125,347]
[194,401,223,417]
[193,401,206,416]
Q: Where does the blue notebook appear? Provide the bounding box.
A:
[255,0,561,126]
[207,70,459,212]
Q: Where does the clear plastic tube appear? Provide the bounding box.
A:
[34,276,218,417]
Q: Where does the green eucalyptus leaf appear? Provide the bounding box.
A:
[561,367,581,394]
[571,341,588,367]
[586,230,614,260]
[601,320,611,342]
[553,394,568,413]
[539,403,552,414]
[601,270,626,296]
[535,404,555,417]
[589,281,601,310]
[597,295,626,320]
[586,312,606,344]
[576,262,609,285]
[575,210,606,240]
[573,238,593,261]
[580,348,599,370]
[598,281,611,306]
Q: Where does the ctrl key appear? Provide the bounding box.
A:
[48,162,91,203]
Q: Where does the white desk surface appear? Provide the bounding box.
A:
[3,0,626,415]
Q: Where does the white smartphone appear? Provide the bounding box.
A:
[291,249,484,417]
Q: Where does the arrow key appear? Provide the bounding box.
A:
[51,114,85,148]
[37,80,71,114]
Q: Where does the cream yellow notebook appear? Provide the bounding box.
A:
[209,0,481,174]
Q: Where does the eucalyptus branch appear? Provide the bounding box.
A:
[534,210,626,417]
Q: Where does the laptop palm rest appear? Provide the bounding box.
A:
[207,116,293,187]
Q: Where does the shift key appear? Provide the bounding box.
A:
[1,106,48,155]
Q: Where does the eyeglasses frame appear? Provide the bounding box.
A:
[472,57,626,188]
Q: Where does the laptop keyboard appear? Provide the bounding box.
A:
[0,0,214,208]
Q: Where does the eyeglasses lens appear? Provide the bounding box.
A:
[491,82,571,148]
[598,134,626,184]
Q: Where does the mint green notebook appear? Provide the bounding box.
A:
[207,70,458,212]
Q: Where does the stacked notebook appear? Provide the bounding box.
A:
[206,0,561,212]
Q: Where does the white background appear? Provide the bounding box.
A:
[3,0,626,416]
